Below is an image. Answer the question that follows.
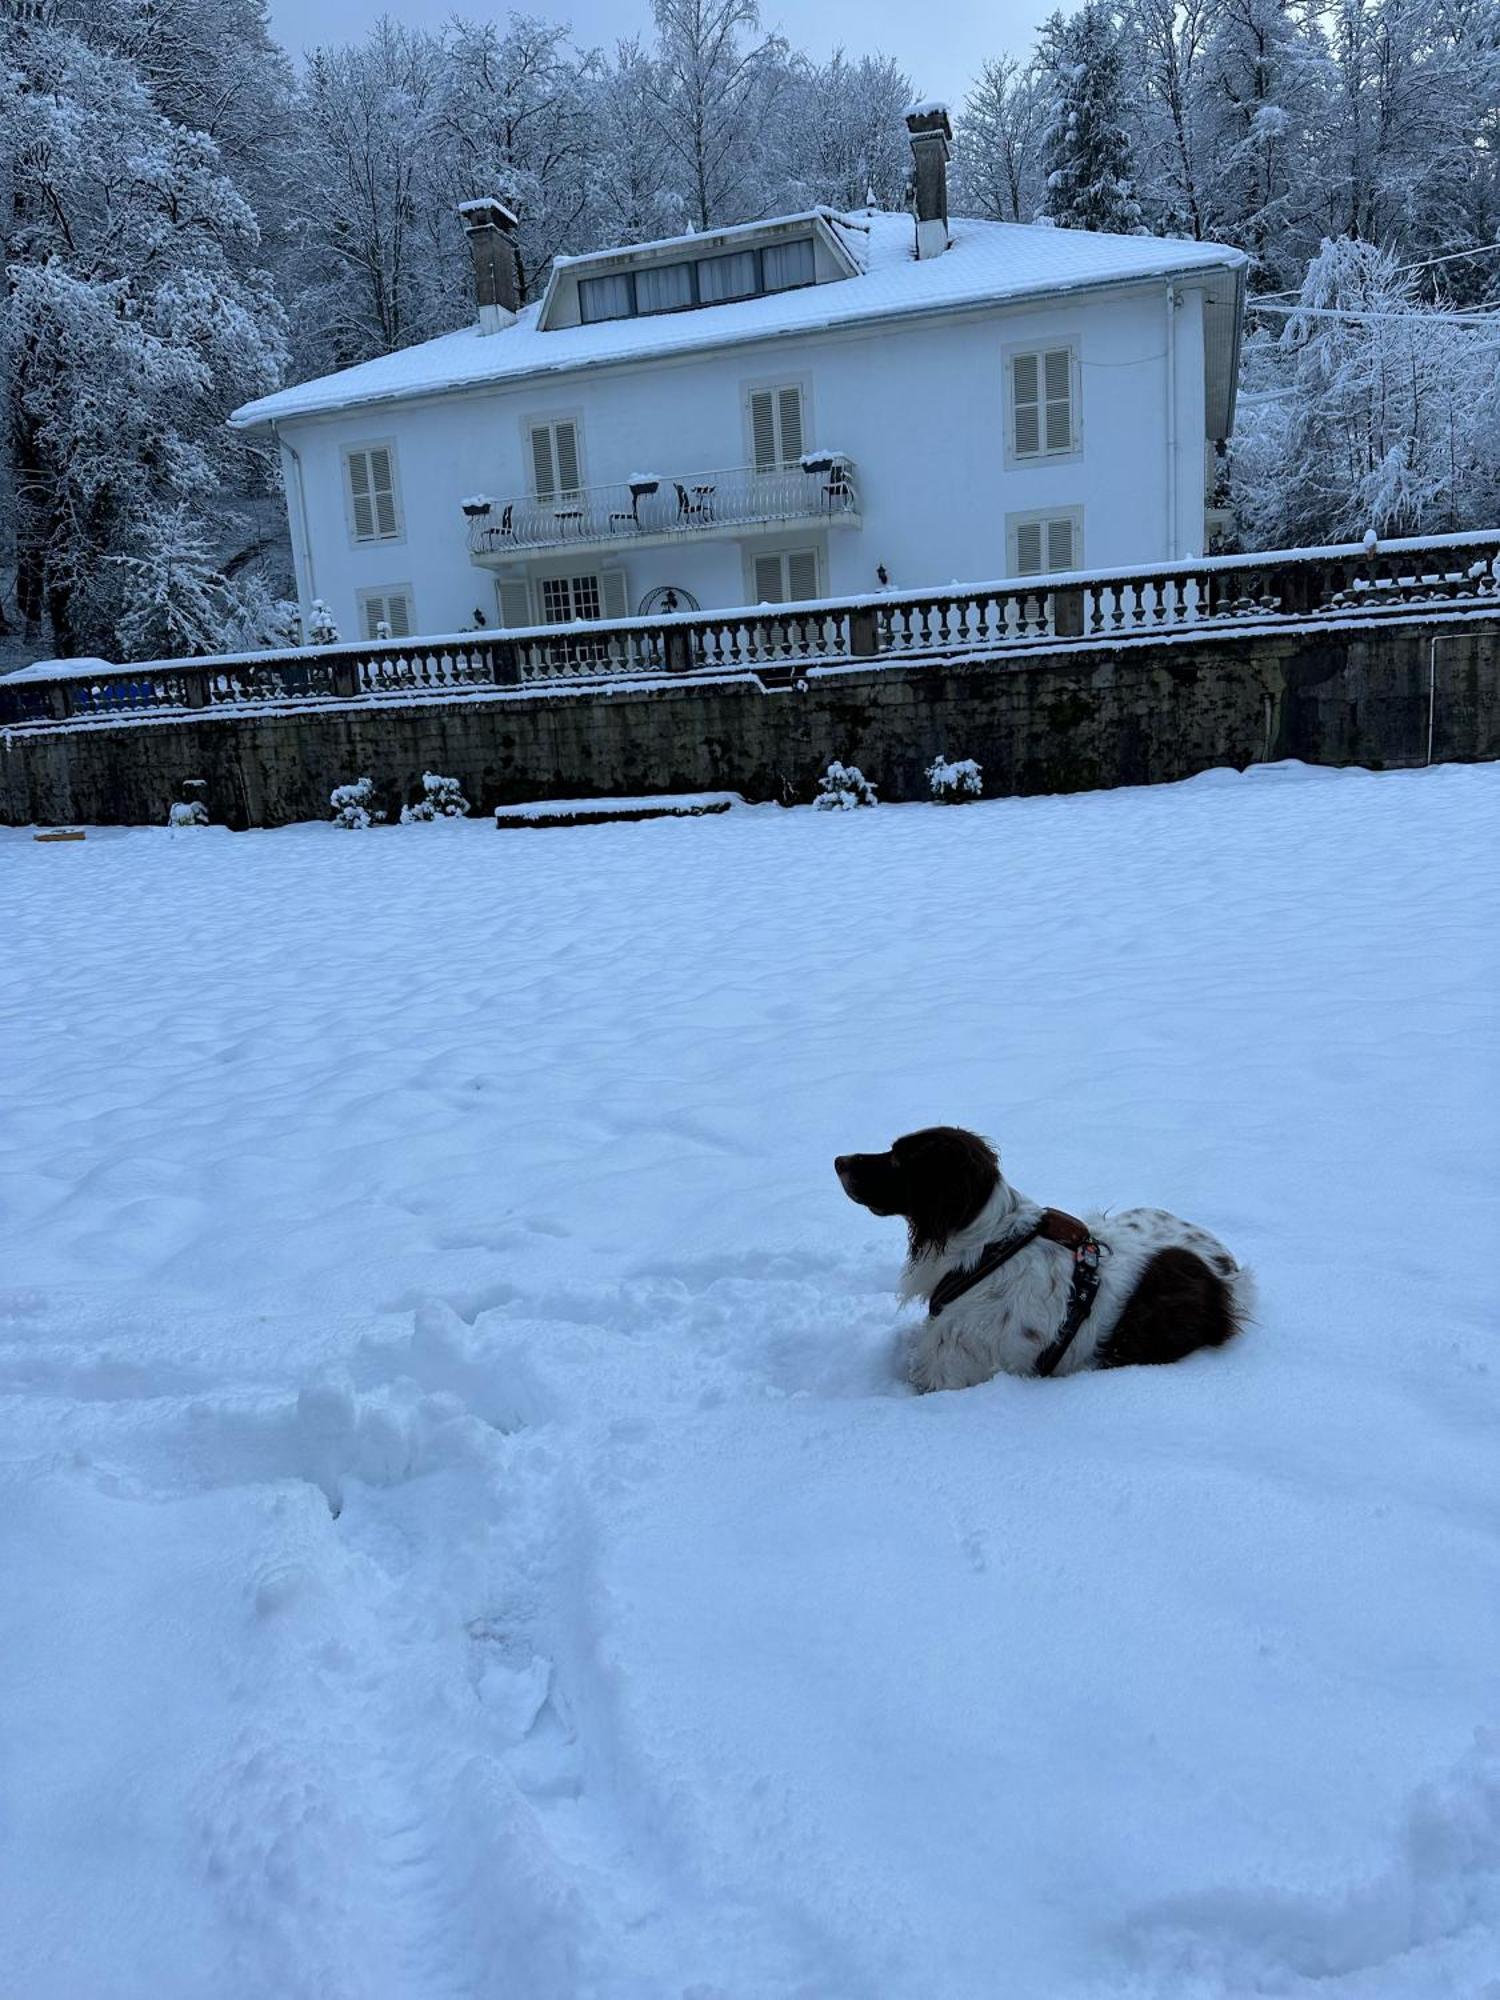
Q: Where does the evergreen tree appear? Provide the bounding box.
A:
[1040,4,1144,232]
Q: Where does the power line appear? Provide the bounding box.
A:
[1247,298,1500,327]
[1250,238,1500,306]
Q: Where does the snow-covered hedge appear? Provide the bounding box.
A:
[814,762,878,810]
[926,755,983,804]
[330,777,384,829]
[400,773,470,822]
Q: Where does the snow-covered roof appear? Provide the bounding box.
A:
[230,209,1247,435]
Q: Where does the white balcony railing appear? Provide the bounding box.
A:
[466,459,858,559]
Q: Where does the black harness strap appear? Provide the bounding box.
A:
[926,1208,1105,1379]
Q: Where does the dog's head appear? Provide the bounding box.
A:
[835,1127,1001,1256]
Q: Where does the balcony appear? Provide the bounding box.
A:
[466,459,859,564]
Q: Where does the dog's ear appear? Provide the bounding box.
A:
[897,1128,999,1256]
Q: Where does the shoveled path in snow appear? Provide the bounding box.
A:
[1,764,1496,1998]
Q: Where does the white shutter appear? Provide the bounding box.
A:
[385,589,412,636]
[362,592,384,640]
[1015,521,1044,575]
[497,577,533,628]
[785,549,818,601]
[530,426,556,500]
[750,391,778,471]
[530,422,581,499]
[348,451,375,539]
[369,448,398,537]
[753,552,784,602]
[1043,350,1073,453]
[348,448,399,540]
[1012,354,1041,458]
[599,568,629,620]
[777,388,804,463]
[1045,516,1075,572]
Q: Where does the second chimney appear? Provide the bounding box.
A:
[460,197,521,334]
[905,104,952,260]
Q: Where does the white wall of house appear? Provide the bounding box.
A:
[276,276,1212,643]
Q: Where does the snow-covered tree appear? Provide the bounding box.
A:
[1231,237,1492,544]
[400,772,471,821]
[0,9,286,656]
[927,755,984,802]
[647,0,787,229]
[956,56,1047,222]
[768,53,914,214]
[330,777,384,828]
[1040,4,1144,232]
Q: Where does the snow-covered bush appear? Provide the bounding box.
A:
[307,601,340,646]
[927,755,983,803]
[814,762,878,810]
[168,799,210,828]
[400,773,470,822]
[330,777,384,829]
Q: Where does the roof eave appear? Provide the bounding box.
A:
[228,247,1249,435]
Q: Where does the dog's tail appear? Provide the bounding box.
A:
[1227,1262,1258,1339]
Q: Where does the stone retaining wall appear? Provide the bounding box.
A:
[3,620,1496,828]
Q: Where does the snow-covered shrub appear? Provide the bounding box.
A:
[307,600,340,646]
[168,799,210,828]
[400,772,470,822]
[927,755,983,803]
[330,777,384,829]
[814,761,878,810]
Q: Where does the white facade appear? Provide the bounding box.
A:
[236,206,1245,645]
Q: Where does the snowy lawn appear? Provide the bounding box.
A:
[1,763,1497,2000]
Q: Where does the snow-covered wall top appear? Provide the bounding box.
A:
[230,211,1246,432]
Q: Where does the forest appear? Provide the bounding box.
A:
[3,0,1498,660]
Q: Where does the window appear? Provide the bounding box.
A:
[529,420,581,500]
[752,549,819,603]
[579,271,633,323]
[345,444,401,543]
[531,570,629,624]
[1008,510,1082,576]
[763,238,815,291]
[496,577,533,629]
[357,586,414,640]
[749,386,804,471]
[635,261,695,313]
[1010,347,1076,459]
[699,250,759,304]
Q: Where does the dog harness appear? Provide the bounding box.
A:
[926,1208,1104,1378]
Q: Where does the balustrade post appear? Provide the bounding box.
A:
[331,657,360,699]
[48,682,73,721]
[848,607,879,657]
[665,627,692,674]
[183,670,208,710]
[1053,588,1084,640]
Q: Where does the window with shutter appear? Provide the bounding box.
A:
[785,549,818,601]
[751,549,818,603]
[529,421,582,499]
[753,553,783,602]
[599,569,629,620]
[1009,510,1083,576]
[345,445,402,542]
[1010,347,1075,460]
[749,386,805,470]
[358,587,414,639]
[496,577,533,628]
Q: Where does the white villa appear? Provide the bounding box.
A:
[230,110,1247,645]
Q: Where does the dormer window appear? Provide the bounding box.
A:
[578,272,632,325]
[700,250,758,304]
[560,233,821,332]
[636,261,695,313]
[763,239,815,291]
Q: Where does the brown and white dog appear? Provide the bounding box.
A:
[835,1127,1253,1391]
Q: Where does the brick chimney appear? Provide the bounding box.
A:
[905,104,952,260]
[459,197,520,334]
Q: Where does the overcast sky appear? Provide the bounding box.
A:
[263,0,1045,109]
